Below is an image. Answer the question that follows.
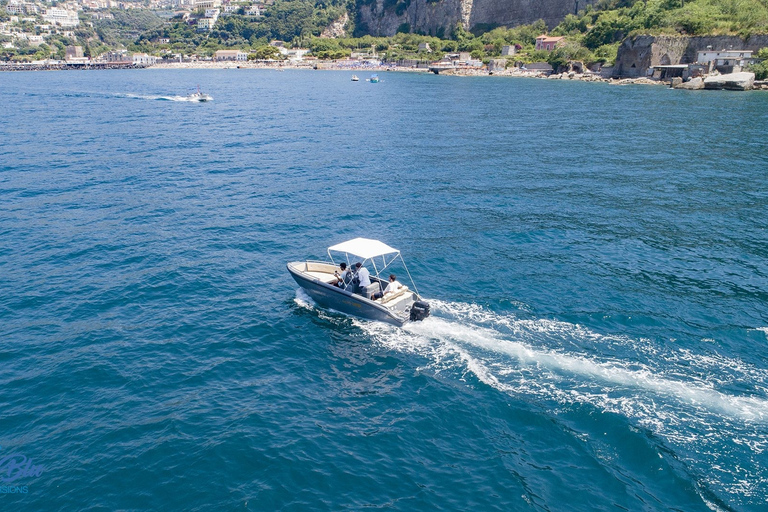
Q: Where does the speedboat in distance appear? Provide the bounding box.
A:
[187,86,213,102]
[287,238,430,326]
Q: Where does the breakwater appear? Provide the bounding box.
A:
[0,62,148,72]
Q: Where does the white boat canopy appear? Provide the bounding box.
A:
[328,238,399,260]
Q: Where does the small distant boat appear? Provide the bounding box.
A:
[351,74,359,81]
[369,74,380,83]
[187,85,212,102]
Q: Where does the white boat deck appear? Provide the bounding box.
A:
[306,270,336,284]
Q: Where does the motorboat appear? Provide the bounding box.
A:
[287,238,430,327]
[187,86,213,102]
[368,74,380,83]
[351,75,359,81]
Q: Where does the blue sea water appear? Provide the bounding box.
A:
[1,68,767,511]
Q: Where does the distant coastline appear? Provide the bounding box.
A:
[148,61,768,89]
[147,61,670,87]
[3,60,766,90]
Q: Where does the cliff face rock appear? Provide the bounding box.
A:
[614,34,768,77]
[470,0,591,31]
[357,0,464,37]
[357,0,594,37]
[321,13,349,38]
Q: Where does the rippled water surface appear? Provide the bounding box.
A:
[1,69,767,511]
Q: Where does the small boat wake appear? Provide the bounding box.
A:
[118,93,212,102]
[308,297,768,507]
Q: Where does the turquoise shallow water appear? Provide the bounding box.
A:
[1,69,767,511]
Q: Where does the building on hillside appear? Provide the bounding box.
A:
[418,42,431,52]
[197,17,216,31]
[245,5,260,15]
[194,0,221,9]
[279,47,309,61]
[27,34,44,46]
[214,49,247,61]
[535,35,564,52]
[501,45,516,56]
[23,3,41,14]
[696,49,755,74]
[65,45,83,60]
[5,1,24,14]
[43,8,80,27]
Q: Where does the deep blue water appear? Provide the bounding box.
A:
[1,68,767,511]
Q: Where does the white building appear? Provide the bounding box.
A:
[279,47,309,61]
[697,49,753,63]
[43,8,80,27]
[132,53,157,66]
[197,17,216,30]
[214,49,247,61]
[27,34,44,46]
[194,0,221,9]
[697,49,755,73]
[5,1,25,15]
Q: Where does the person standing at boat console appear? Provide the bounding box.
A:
[354,262,371,293]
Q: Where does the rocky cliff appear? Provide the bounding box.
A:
[614,34,768,77]
[357,0,594,37]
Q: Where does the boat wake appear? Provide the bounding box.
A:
[119,93,209,102]
[297,292,768,423]
[294,294,768,505]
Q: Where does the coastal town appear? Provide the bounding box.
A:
[1,0,767,90]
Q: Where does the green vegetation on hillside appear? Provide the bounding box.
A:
[93,9,165,47]
[130,0,768,67]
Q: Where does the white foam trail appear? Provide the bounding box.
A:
[431,317,766,421]
[356,300,768,505]
[120,93,205,102]
[297,294,768,422]
[367,301,768,424]
[293,288,314,309]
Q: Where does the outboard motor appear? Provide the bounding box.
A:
[409,301,430,322]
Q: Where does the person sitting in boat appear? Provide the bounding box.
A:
[372,274,401,300]
[332,262,350,287]
[353,262,371,293]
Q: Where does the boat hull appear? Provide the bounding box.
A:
[287,263,408,326]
